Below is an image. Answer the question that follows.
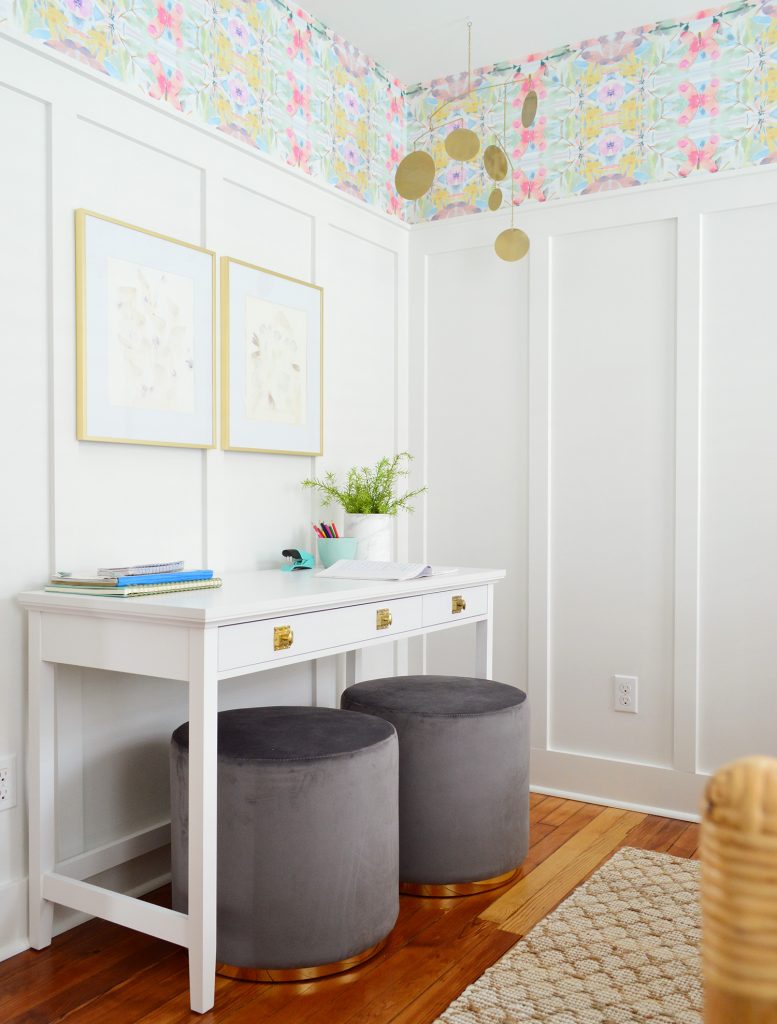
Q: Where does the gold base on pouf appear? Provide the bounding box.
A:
[400,866,520,898]
[216,935,389,983]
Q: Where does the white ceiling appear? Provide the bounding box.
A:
[303,0,695,85]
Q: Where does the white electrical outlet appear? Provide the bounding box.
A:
[613,675,638,714]
[0,755,17,810]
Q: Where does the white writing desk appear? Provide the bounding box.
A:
[20,566,504,1013]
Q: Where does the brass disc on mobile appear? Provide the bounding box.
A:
[521,90,538,128]
[483,144,508,181]
[394,150,436,200]
[494,227,530,262]
[488,188,503,211]
[444,127,480,161]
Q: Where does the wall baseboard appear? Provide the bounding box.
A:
[530,784,701,823]
[0,878,29,963]
[531,748,707,821]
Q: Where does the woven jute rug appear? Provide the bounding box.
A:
[436,847,701,1024]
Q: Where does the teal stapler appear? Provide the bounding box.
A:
[281,548,315,571]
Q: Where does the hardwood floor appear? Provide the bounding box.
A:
[0,796,700,1024]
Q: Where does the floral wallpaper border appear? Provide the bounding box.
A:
[404,1,777,222]
[1,0,775,223]
[3,0,406,217]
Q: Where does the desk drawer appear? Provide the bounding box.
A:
[218,596,423,672]
[422,586,488,627]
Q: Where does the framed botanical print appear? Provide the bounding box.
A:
[75,209,216,448]
[221,256,323,455]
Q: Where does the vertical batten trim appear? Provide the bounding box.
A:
[527,231,552,750]
[45,101,56,577]
[201,168,226,571]
[49,100,77,572]
[391,245,403,675]
[201,167,211,568]
[420,251,431,674]
[396,232,411,676]
[672,211,703,775]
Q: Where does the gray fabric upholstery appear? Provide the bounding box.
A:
[170,706,399,970]
[342,676,529,886]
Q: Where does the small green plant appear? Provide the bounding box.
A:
[302,452,427,515]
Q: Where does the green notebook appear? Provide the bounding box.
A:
[44,579,223,598]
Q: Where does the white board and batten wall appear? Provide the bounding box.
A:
[3,24,777,964]
[0,34,409,959]
[409,163,777,821]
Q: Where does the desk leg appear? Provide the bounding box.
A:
[186,629,218,1014]
[313,657,338,708]
[475,585,495,680]
[28,611,55,949]
[345,650,359,689]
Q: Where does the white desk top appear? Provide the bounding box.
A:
[19,567,506,627]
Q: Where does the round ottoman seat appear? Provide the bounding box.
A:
[170,706,398,981]
[341,676,529,897]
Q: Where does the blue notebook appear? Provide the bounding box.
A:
[115,570,214,586]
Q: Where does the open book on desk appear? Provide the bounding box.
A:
[317,560,458,582]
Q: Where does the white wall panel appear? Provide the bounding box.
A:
[424,245,528,686]
[57,119,209,856]
[5,22,777,964]
[548,220,676,767]
[321,227,397,471]
[219,181,316,572]
[55,118,206,573]
[222,181,314,279]
[698,203,777,772]
[0,85,49,895]
[0,35,408,955]
[321,225,398,680]
[73,118,204,240]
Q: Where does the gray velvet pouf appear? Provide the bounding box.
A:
[341,676,529,896]
[170,706,399,980]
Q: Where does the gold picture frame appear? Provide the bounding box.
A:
[76,209,216,449]
[221,256,323,456]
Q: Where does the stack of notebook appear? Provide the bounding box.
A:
[45,561,222,598]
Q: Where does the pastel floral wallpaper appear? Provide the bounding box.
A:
[405,1,777,221]
[4,0,406,216]
[2,0,775,222]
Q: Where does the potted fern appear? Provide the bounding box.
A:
[302,452,427,561]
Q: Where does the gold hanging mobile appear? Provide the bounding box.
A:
[444,23,481,162]
[394,21,537,262]
[494,84,530,263]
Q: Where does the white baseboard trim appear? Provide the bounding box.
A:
[0,878,29,963]
[531,748,707,821]
[530,784,701,823]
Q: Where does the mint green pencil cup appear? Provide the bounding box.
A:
[317,537,357,568]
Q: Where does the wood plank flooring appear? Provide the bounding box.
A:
[0,796,700,1024]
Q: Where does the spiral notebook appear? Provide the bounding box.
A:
[45,578,223,598]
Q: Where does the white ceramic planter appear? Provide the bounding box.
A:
[343,513,394,562]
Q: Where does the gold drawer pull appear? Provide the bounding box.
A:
[452,595,467,614]
[376,608,393,630]
[273,625,294,651]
